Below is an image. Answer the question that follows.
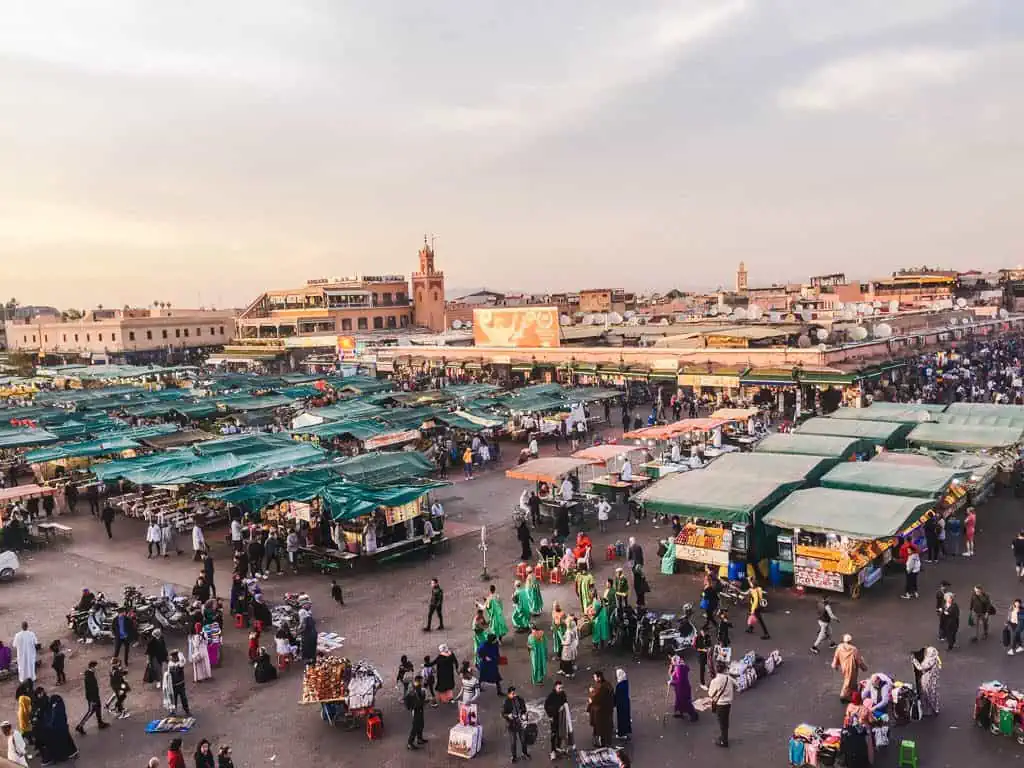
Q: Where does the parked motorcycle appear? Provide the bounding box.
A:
[66,593,116,643]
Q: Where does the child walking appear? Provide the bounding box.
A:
[330,580,344,606]
[50,639,67,685]
[421,655,438,707]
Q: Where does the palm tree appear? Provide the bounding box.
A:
[153,300,159,308]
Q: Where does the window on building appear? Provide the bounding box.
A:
[397,292,407,304]
[358,318,368,330]
[86,334,90,342]
[74,334,79,342]
[31,335,35,343]
[432,290,439,302]
[400,315,409,328]
[129,331,135,341]
[146,330,152,340]
[219,326,225,335]
[175,329,180,338]
[63,334,67,342]
[386,316,397,329]
[341,318,352,331]
[183,328,189,337]
[210,327,214,335]
[44,335,48,343]
[98,333,103,342]
[382,292,393,305]
[111,333,116,342]
[196,327,201,336]
[373,316,383,330]
[161,330,167,339]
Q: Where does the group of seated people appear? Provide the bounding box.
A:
[536,532,593,573]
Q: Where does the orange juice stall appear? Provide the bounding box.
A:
[763,488,933,598]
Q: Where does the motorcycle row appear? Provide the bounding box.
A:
[65,585,222,644]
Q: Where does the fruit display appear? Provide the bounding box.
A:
[301,656,351,703]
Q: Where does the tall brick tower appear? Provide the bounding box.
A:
[412,235,446,332]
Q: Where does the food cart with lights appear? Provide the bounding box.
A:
[571,444,651,505]
[764,487,934,599]
[623,418,728,478]
[634,469,806,574]
[506,456,604,523]
[709,407,766,452]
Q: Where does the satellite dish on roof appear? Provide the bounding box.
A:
[769,311,781,323]
[559,314,572,326]
[814,328,829,341]
[850,326,868,341]
[708,306,719,316]
[874,323,893,338]
[801,309,813,322]
[797,334,812,348]
[593,313,607,325]
[624,310,635,320]
[733,307,747,320]
[888,300,899,313]
[1000,308,1010,319]
[956,297,967,308]
[608,312,623,324]
[748,304,763,320]
[451,319,463,329]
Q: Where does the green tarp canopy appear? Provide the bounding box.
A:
[763,488,933,539]
[820,461,963,498]
[702,452,837,484]
[755,433,869,459]
[562,387,621,403]
[827,404,944,424]
[0,428,60,448]
[944,402,1024,417]
[442,384,501,401]
[906,423,1024,451]
[936,404,1024,429]
[634,471,804,523]
[795,417,911,447]
[333,451,436,485]
[206,469,340,511]
[278,385,322,399]
[93,424,179,441]
[196,433,296,457]
[294,419,391,441]
[213,394,297,412]
[48,421,95,440]
[94,442,326,485]
[303,402,388,422]
[172,403,220,419]
[377,407,441,430]
[123,402,180,418]
[26,437,141,463]
[321,482,447,522]
[327,376,395,395]
[434,413,490,432]
[34,386,141,405]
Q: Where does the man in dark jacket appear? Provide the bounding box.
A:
[247,536,265,580]
[145,630,169,687]
[528,492,541,527]
[424,578,444,632]
[544,680,569,760]
[75,661,108,733]
[202,553,216,598]
[112,608,136,665]
[969,585,995,642]
[100,504,116,539]
[65,482,78,513]
[405,676,428,750]
[502,686,530,762]
[263,531,282,575]
[86,484,99,516]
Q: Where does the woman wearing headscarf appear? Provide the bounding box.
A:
[299,609,318,665]
[43,695,78,762]
[15,689,30,744]
[668,656,698,721]
[472,608,489,655]
[512,580,532,632]
[194,738,216,768]
[528,625,548,685]
[432,645,459,705]
[526,570,544,616]
[912,646,942,716]
[476,634,503,695]
[459,663,481,706]
[189,624,213,683]
[30,687,49,755]
[3,720,29,767]
[485,585,509,642]
[551,602,566,660]
[831,634,867,703]
[589,592,611,650]
[559,546,575,574]
[574,566,595,615]
[614,669,632,741]
[560,617,579,679]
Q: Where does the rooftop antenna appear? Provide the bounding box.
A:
[430,233,438,250]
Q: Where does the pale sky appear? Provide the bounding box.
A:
[1,1,1021,308]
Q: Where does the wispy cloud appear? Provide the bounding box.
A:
[422,0,749,137]
[770,0,977,44]
[778,48,980,113]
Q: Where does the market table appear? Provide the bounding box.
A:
[35,522,72,545]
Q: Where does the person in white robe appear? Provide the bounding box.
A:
[3,721,28,767]
[188,629,212,682]
[191,523,206,561]
[12,623,37,683]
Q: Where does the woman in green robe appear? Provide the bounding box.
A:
[590,597,611,649]
[485,586,509,641]
[512,580,532,632]
[527,626,547,685]
[575,568,595,615]
[660,538,677,576]
[526,572,544,616]
[551,601,566,659]
[472,607,490,654]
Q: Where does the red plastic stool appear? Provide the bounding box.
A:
[234,613,246,629]
[533,563,546,581]
[549,568,562,585]
[515,562,530,580]
[605,545,616,561]
[277,653,292,671]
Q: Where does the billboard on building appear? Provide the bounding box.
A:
[473,307,561,348]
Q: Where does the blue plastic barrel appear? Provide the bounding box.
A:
[728,560,745,581]
[768,560,782,587]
